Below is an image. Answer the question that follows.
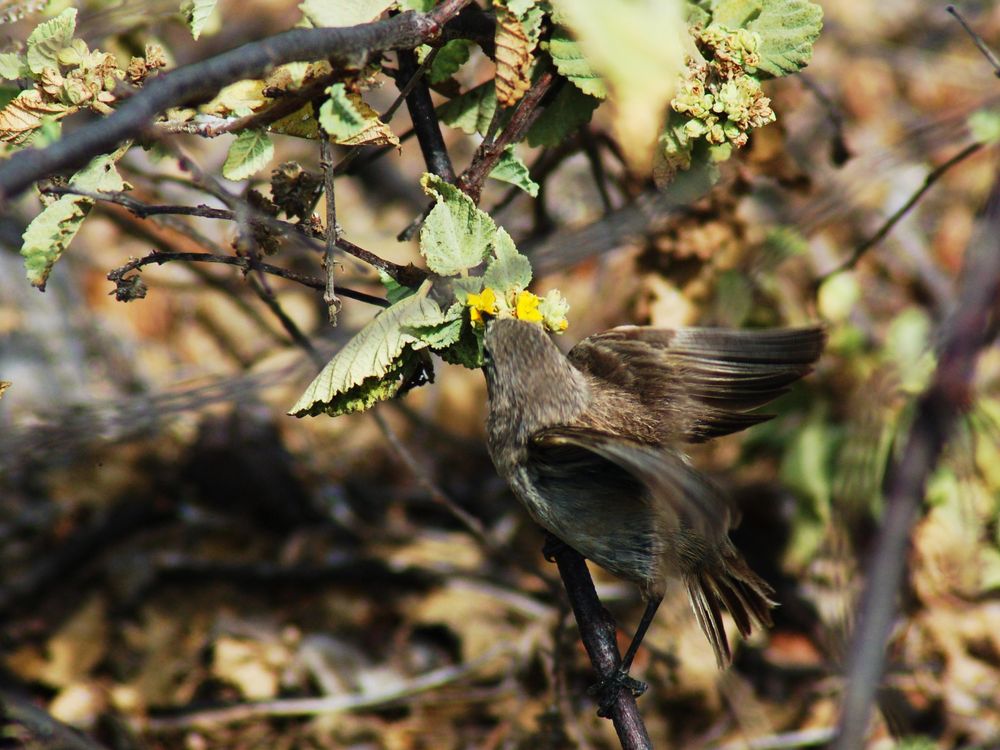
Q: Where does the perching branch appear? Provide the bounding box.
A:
[0,1,472,205]
[833,169,1000,750]
[397,47,456,182]
[546,537,653,750]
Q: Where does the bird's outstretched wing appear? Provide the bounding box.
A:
[567,326,825,443]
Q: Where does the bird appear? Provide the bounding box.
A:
[482,317,825,687]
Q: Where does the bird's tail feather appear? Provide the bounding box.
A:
[686,549,775,668]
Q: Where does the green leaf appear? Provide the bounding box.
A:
[507,0,539,15]
[483,227,532,291]
[222,129,273,181]
[526,84,599,147]
[26,8,77,75]
[438,319,486,369]
[317,83,366,140]
[378,270,416,305]
[21,151,125,290]
[0,53,28,80]
[419,174,495,276]
[438,82,497,136]
[488,146,539,197]
[747,0,823,77]
[398,0,435,10]
[289,290,445,417]
[405,317,464,350]
[300,0,394,27]
[425,39,470,84]
[709,0,762,29]
[545,26,606,99]
[969,108,1000,145]
[180,0,218,40]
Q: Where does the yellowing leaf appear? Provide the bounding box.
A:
[300,0,394,27]
[550,0,688,172]
[26,7,77,75]
[222,129,273,181]
[494,5,542,106]
[180,0,219,40]
[0,89,70,145]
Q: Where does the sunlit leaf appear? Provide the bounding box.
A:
[26,7,76,75]
[222,129,273,181]
[300,0,393,27]
[488,146,538,197]
[180,0,218,40]
[747,0,823,77]
[419,173,495,276]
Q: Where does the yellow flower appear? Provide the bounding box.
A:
[514,290,543,324]
[467,287,498,326]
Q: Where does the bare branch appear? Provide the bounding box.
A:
[833,172,1000,749]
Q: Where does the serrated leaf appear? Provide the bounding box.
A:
[180,0,218,39]
[0,89,70,145]
[526,84,599,147]
[305,355,415,418]
[405,317,464,350]
[21,151,125,290]
[300,0,394,27]
[747,0,823,77]
[550,0,687,171]
[423,40,470,84]
[488,146,538,197]
[0,52,28,80]
[483,256,532,293]
[545,26,606,99]
[26,8,77,75]
[495,5,543,106]
[438,82,497,136]
[318,86,398,146]
[438,320,486,369]
[507,0,538,15]
[222,129,273,181]
[202,79,269,117]
[419,174,495,276]
[289,291,444,417]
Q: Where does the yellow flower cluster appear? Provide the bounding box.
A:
[466,287,568,331]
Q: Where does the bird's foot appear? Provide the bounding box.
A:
[542,534,569,562]
[588,668,648,718]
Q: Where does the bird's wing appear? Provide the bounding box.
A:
[529,426,731,547]
[567,326,825,443]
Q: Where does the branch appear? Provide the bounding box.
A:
[457,68,559,204]
[397,47,456,181]
[42,185,426,287]
[0,1,472,205]
[546,536,652,750]
[107,250,388,308]
[319,138,341,324]
[833,171,1000,749]
[815,141,984,284]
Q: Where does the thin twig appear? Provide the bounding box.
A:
[107,250,388,307]
[947,5,1000,77]
[815,141,984,285]
[833,170,1000,750]
[139,643,513,730]
[320,138,341,324]
[42,185,425,286]
[373,410,489,543]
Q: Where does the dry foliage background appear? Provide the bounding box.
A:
[1,1,999,749]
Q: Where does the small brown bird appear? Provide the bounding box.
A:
[483,318,824,679]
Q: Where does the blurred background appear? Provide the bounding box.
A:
[1,0,999,748]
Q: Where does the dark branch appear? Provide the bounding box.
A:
[320,138,341,324]
[108,250,389,307]
[546,536,653,750]
[0,1,472,205]
[397,47,456,181]
[833,171,1000,750]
